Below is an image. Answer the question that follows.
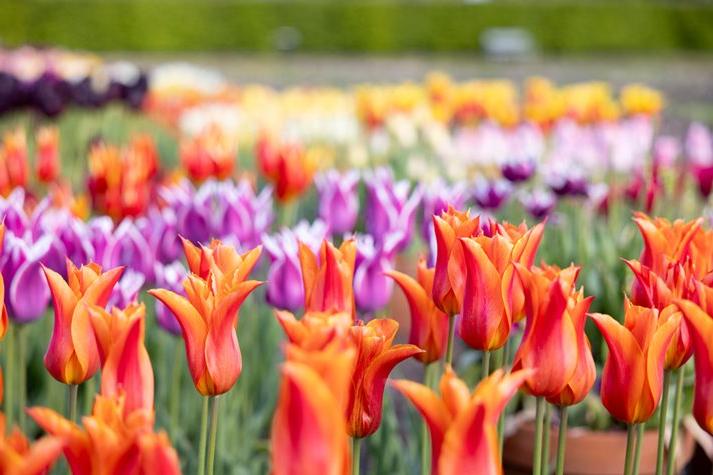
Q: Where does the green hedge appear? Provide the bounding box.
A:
[1,1,713,53]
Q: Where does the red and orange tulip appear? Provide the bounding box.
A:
[89,303,154,415]
[180,125,236,182]
[432,206,481,316]
[181,237,263,282]
[386,259,448,364]
[512,264,593,399]
[35,126,60,184]
[346,319,423,437]
[299,239,357,318]
[589,300,680,423]
[393,367,530,475]
[256,134,317,202]
[674,298,713,434]
[43,261,124,385]
[0,129,29,196]
[149,243,262,396]
[0,414,63,475]
[275,310,352,351]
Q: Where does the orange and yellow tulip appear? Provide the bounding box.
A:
[675,298,713,434]
[512,264,594,399]
[43,261,125,385]
[0,414,63,475]
[149,243,262,396]
[589,300,680,423]
[181,237,263,282]
[346,319,423,437]
[432,206,481,316]
[393,367,530,475]
[299,239,357,318]
[89,303,154,415]
[275,310,352,351]
[386,259,448,364]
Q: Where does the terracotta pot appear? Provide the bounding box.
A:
[503,421,696,475]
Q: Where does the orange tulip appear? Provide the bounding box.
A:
[29,394,181,475]
[256,134,317,202]
[347,319,423,437]
[299,239,357,318]
[35,126,60,183]
[432,207,481,316]
[1,129,29,195]
[393,367,530,475]
[675,298,713,434]
[149,243,262,396]
[386,258,448,364]
[457,221,545,351]
[511,264,594,399]
[89,303,154,415]
[0,414,63,475]
[275,310,352,351]
[181,237,263,282]
[43,261,125,385]
[180,125,236,182]
[589,300,680,423]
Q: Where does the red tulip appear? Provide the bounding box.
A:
[299,239,357,318]
[386,258,448,364]
[180,125,236,182]
[43,261,124,385]
[256,134,317,202]
[35,126,60,183]
[589,300,680,423]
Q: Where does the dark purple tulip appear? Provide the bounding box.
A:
[263,220,328,312]
[154,261,187,336]
[31,72,70,117]
[1,233,52,323]
[520,189,556,220]
[364,168,422,251]
[315,170,360,235]
[353,234,397,315]
[502,157,536,182]
[548,172,589,197]
[472,178,512,210]
[108,270,145,309]
[104,218,154,280]
[0,72,20,114]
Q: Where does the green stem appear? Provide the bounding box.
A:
[444,314,456,368]
[624,424,636,475]
[666,368,685,475]
[5,325,14,430]
[169,341,183,433]
[83,376,96,416]
[656,371,671,475]
[497,338,512,457]
[206,396,220,475]
[17,325,26,431]
[481,351,491,381]
[421,363,436,475]
[197,396,209,475]
[633,423,644,475]
[533,397,545,475]
[555,406,568,475]
[67,384,78,423]
[541,403,552,475]
[352,437,362,475]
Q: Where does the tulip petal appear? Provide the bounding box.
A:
[27,406,91,475]
[9,258,51,322]
[438,404,499,475]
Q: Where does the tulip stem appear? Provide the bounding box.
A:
[421,363,436,475]
[633,423,644,475]
[482,350,491,381]
[67,384,78,423]
[83,376,96,416]
[497,339,512,457]
[444,314,456,368]
[666,368,685,475]
[207,395,220,475]
[197,396,209,475]
[4,325,15,431]
[352,437,362,475]
[656,370,671,475]
[624,424,636,475]
[555,405,568,475]
[169,341,183,433]
[541,403,552,475]
[533,397,545,475]
[17,325,26,432]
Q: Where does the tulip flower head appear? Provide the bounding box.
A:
[315,169,360,235]
[256,134,317,203]
[43,260,125,385]
[0,414,63,475]
[299,239,357,318]
[394,367,531,475]
[35,126,60,183]
[589,300,680,423]
[180,125,236,182]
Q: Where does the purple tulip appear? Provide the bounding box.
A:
[104,218,154,280]
[685,123,713,198]
[502,157,536,182]
[353,233,397,315]
[547,171,589,197]
[218,180,274,250]
[140,207,182,266]
[32,207,93,271]
[472,178,512,210]
[364,168,422,251]
[154,261,187,336]
[88,217,114,267]
[316,170,360,235]
[0,233,52,323]
[0,188,29,236]
[108,270,145,309]
[520,189,556,220]
[421,181,468,265]
[262,220,328,312]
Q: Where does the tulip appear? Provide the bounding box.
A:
[104,218,155,281]
[256,134,316,203]
[685,122,713,198]
[263,220,328,312]
[386,258,448,364]
[31,207,94,272]
[216,180,274,250]
[472,178,512,211]
[275,310,353,353]
[107,270,145,310]
[502,156,536,183]
[315,170,360,234]
[1,129,29,194]
[421,181,468,265]
[0,415,63,475]
[180,125,236,182]
[88,217,114,266]
[299,239,357,318]
[143,207,183,265]
[153,262,187,336]
[393,367,530,475]
[631,213,701,279]
[43,260,125,385]
[89,303,154,415]
[353,234,398,314]
[589,300,680,424]
[1,233,53,323]
[149,241,262,396]
[35,126,59,183]
[520,189,556,220]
